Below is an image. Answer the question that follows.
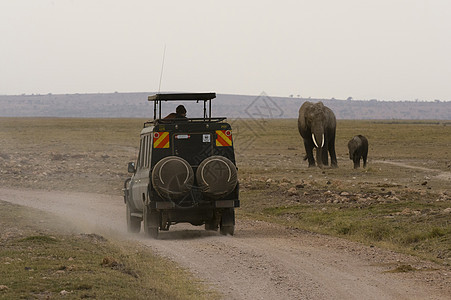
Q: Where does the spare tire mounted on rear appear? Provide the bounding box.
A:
[196,156,237,199]
[152,156,194,200]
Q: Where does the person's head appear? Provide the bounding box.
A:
[176,105,187,117]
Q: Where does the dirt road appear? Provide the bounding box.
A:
[1,188,449,300]
[375,160,451,181]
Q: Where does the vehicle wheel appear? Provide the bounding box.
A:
[143,204,159,239]
[126,201,141,233]
[220,208,235,236]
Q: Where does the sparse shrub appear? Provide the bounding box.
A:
[19,235,58,244]
[402,232,423,244]
[335,221,356,235]
[364,223,393,241]
[427,227,446,238]
[402,227,446,245]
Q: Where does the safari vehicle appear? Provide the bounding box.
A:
[123,93,239,238]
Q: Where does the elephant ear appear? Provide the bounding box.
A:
[298,101,311,130]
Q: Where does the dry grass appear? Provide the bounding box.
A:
[0,201,217,299]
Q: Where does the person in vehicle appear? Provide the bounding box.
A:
[164,105,187,119]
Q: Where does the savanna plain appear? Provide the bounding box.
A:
[0,118,450,299]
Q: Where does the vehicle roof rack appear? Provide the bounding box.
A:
[147,93,216,102]
[148,92,217,121]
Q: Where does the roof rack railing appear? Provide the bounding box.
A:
[148,92,216,121]
[143,117,226,128]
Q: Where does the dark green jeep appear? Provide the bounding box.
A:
[123,93,239,238]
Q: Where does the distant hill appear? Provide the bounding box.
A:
[0,92,449,120]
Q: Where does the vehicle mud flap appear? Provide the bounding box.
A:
[205,212,219,231]
[123,178,131,204]
[126,201,141,234]
[220,208,235,236]
[143,204,160,239]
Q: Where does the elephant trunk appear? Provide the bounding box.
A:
[312,131,325,168]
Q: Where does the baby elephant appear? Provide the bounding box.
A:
[348,135,368,168]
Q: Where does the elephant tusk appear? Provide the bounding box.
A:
[312,133,319,148]
[321,134,324,148]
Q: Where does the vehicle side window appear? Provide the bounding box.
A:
[144,135,150,168]
[138,137,145,168]
[147,134,152,167]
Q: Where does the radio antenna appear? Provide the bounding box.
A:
[158,44,166,93]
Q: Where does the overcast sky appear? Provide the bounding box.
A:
[1,0,450,101]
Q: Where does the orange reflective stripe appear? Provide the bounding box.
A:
[216,134,228,146]
[216,130,232,146]
[153,132,170,148]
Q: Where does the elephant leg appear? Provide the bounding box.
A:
[328,138,338,168]
[353,155,360,169]
[304,140,315,167]
[362,153,367,168]
[321,146,329,166]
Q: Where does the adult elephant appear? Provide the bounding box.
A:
[298,101,338,168]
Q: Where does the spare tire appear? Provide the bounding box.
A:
[152,156,194,200]
[196,156,237,199]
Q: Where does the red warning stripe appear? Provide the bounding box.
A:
[153,132,170,148]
